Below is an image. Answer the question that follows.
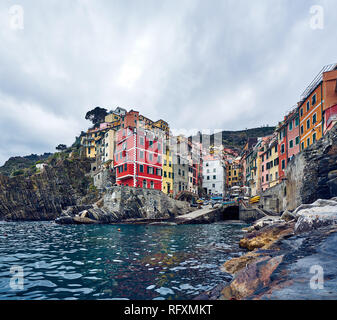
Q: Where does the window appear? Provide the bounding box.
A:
[262,165,264,172]
[206,163,209,167]
[289,121,293,131]
[313,133,317,143]
[213,168,216,173]
[149,153,153,162]
[124,163,127,171]
[312,94,317,106]
[295,136,300,145]
[213,175,216,180]
[157,155,161,164]
[300,125,304,135]
[281,144,285,154]
[139,164,144,173]
[178,169,181,175]
[306,101,310,112]
[150,181,154,189]
[270,174,273,181]
[262,176,264,183]
[307,137,310,147]
[212,184,215,188]
[301,142,304,150]
[139,150,144,159]
[313,113,317,124]
[306,119,310,130]
[282,159,286,170]
[207,169,210,173]
[289,140,293,148]
[207,176,210,180]
[295,117,299,127]
[300,108,303,117]
[275,145,278,153]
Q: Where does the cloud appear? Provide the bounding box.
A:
[0,0,336,165]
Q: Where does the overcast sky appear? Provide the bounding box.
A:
[0,0,336,165]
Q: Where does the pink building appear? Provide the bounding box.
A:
[286,110,300,161]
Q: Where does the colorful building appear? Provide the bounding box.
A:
[162,142,173,195]
[322,68,337,134]
[298,64,337,150]
[81,122,113,158]
[286,109,300,161]
[114,126,163,190]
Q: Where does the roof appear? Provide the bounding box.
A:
[300,63,337,103]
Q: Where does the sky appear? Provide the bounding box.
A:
[0,0,336,165]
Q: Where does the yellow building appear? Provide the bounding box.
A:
[153,119,170,134]
[162,146,173,196]
[226,159,241,188]
[268,138,279,188]
[105,113,120,123]
[81,124,112,158]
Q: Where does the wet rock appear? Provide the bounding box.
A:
[239,222,295,251]
[220,255,284,300]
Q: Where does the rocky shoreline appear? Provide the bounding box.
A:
[196,197,337,300]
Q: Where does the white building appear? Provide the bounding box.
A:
[202,155,226,197]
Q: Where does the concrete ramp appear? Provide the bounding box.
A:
[174,204,240,224]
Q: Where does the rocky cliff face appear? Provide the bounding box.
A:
[56,186,193,224]
[0,158,98,221]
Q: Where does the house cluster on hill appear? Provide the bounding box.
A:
[240,63,337,197]
[80,63,337,200]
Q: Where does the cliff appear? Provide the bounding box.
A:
[56,186,193,224]
[0,155,192,222]
[0,157,98,221]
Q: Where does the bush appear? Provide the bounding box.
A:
[12,169,24,176]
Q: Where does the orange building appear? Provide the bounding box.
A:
[299,64,337,150]
[323,68,337,134]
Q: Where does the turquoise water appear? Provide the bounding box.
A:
[0,221,247,300]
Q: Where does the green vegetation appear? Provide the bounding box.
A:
[195,126,276,151]
[0,153,52,177]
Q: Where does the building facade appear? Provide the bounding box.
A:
[114,127,163,190]
[202,155,226,197]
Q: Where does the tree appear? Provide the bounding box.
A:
[56,144,67,151]
[85,107,108,125]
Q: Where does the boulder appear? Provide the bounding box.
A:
[221,255,284,300]
[239,222,295,251]
[281,210,297,222]
[294,198,337,234]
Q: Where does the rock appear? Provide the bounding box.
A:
[220,255,284,300]
[221,251,264,275]
[281,210,296,222]
[294,198,337,234]
[253,216,284,230]
[239,222,295,251]
[80,210,88,218]
[73,216,99,224]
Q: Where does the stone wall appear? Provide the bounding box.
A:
[260,124,337,212]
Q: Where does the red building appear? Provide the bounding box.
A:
[114,126,163,190]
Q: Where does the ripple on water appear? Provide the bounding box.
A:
[0,221,248,300]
